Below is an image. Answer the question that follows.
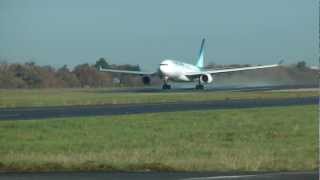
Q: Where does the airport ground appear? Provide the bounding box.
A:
[0,85,318,108]
[0,85,318,180]
[0,171,317,180]
[0,105,317,172]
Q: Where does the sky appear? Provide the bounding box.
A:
[0,0,318,70]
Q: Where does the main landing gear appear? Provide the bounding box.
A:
[195,78,204,90]
[195,84,204,90]
[162,84,171,90]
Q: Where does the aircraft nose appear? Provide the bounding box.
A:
[159,63,169,74]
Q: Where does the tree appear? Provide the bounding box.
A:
[56,65,80,87]
[0,63,26,88]
[94,58,110,69]
[9,63,43,88]
[0,61,145,88]
[73,63,112,87]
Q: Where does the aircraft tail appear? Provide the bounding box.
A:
[196,38,205,68]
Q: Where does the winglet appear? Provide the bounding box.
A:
[196,38,205,68]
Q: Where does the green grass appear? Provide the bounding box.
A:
[0,88,317,108]
[0,105,317,172]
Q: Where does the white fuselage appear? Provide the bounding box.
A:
[159,59,201,82]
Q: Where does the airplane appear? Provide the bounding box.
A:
[99,39,283,90]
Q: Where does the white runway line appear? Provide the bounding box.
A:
[183,174,257,180]
[182,171,316,180]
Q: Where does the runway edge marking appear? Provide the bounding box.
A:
[182,171,317,180]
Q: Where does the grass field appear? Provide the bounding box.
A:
[0,105,317,172]
[0,88,317,108]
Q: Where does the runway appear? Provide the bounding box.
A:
[0,171,317,180]
[0,97,317,120]
[103,84,318,93]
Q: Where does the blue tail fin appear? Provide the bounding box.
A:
[196,38,205,68]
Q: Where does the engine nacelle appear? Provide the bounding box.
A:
[200,74,213,83]
[142,76,151,85]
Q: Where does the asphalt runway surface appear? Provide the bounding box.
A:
[102,84,318,93]
[0,97,317,120]
[0,171,317,180]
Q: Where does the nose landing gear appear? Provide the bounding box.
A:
[162,76,171,90]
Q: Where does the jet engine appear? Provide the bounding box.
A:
[142,76,151,85]
[200,74,213,83]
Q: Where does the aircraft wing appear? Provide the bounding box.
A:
[99,67,157,75]
[185,61,283,77]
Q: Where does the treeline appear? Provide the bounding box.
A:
[0,58,317,89]
[0,58,144,89]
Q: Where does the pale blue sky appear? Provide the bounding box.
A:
[0,0,318,70]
